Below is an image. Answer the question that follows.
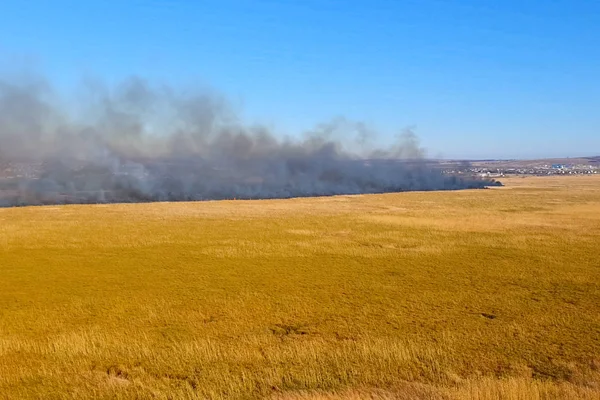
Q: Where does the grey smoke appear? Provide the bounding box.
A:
[0,76,499,207]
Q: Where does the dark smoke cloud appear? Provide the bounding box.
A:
[0,76,499,207]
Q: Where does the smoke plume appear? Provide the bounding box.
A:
[0,76,499,207]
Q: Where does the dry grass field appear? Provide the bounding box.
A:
[1,175,599,399]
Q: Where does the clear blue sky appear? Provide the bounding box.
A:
[1,0,599,159]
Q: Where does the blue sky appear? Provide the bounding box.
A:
[1,0,599,159]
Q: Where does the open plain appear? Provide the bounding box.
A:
[1,175,599,399]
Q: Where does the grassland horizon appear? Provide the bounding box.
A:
[1,175,599,399]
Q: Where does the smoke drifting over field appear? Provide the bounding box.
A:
[0,76,499,207]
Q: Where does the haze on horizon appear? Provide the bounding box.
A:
[0,0,599,159]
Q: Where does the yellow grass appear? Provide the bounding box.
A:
[0,175,599,399]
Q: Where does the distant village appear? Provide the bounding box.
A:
[440,157,600,177]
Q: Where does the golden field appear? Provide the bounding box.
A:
[0,175,599,399]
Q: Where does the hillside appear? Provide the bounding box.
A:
[1,175,599,399]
